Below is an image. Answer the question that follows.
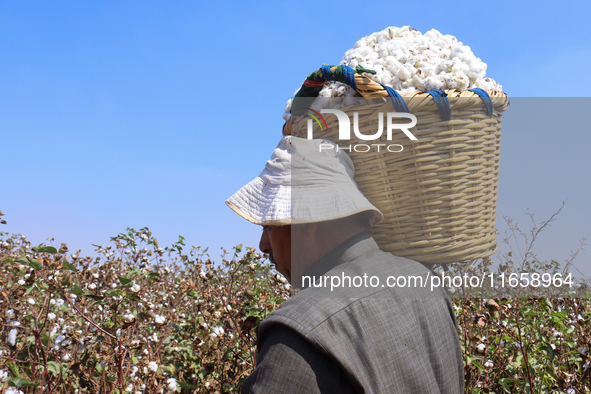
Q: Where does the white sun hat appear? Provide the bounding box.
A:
[226,136,383,226]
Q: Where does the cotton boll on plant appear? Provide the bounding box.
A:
[7,329,17,346]
[167,378,177,391]
[477,343,486,353]
[148,361,158,372]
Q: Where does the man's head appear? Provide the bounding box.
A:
[259,212,373,284]
[226,136,383,284]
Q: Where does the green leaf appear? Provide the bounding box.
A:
[179,382,200,389]
[132,357,138,364]
[234,244,243,254]
[32,246,58,254]
[27,258,43,270]
[499,377,513,392]
[544,299,553,309]
[8,376,38,387]
[125,293,140,301]
[46,361,61,376]
[127,268,143,277]
[62,261,78,272]
[148,272,161,282]
[187,289,199,298]
[84,293,105,301]
[515,353,523,367]
[7,361,19,377]
[161,364,175,375]
[71,285,84,296]
[118,276,132,285]
[470,359,486,371]
[16,257,42,271]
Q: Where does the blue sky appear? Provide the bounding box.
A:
[1,1,589,276]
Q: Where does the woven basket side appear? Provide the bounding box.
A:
[284,84,508,264]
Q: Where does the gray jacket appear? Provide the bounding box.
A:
[242,232,464,393]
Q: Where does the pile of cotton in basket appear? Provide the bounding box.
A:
[283,26,501,120]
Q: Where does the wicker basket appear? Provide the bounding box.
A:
[284,67,509,264]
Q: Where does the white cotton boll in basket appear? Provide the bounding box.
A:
[283,26,502,120]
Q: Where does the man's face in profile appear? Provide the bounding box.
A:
[259,225,292,282]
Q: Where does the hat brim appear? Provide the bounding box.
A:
[226,175,383,226]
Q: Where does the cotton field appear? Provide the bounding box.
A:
[0,225,589,393]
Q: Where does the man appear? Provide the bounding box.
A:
[226,136,464,393]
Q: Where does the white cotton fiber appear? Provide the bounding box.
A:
[284,26,502,120]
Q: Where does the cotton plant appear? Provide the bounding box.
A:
[283,26,502,120]
[0,238,387,389]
